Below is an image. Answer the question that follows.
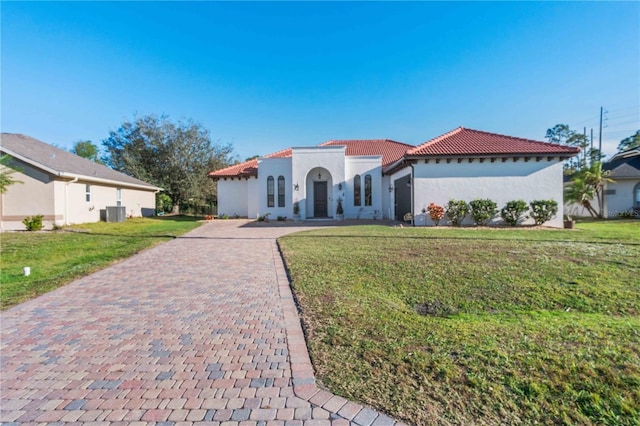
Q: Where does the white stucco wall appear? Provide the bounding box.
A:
[291,147,346,219]
[247,177,259,219]
[217,178,249,217]
[604,179,640,217]
[258,158,293,219]
[344,156,383,219]
[410,158,566,227]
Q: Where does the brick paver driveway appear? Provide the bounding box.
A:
[1,220,402,426]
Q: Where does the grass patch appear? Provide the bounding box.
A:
[279,220,640,425]
[0,216,202,310]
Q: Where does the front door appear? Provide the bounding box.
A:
[314,181,328,217]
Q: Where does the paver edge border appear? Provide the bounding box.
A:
[271,239,408,426]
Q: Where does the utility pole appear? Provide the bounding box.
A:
[583,127,587,168]
[590,128,594,164]
[598,106,603,159]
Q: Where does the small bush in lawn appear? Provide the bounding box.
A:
[415,300,458,317]
[427,202,445,226]
[445,199,470,226]
[22,215,44,231]
[501,200,529,226]
[469,199,498,226]
[529,199,558,225]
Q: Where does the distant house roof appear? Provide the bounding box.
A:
[208,140,412,178]
[406,127,581,157]
[604,148,640,178]
[1,133,161,190]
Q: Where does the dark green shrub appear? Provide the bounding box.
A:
[219,213,229,219]
[529,199,558,225]
[293,201,300,215]
[500,200,529,226]
[277,216,287,221]
[23,215,44,231]
[469,199,498,226]
[445,199,470,226]
[156,193,173,214]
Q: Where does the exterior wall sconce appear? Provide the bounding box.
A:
[318,173,322,180]
[294,183,299,191]
[338,183,342,190]
[388,185,393,192]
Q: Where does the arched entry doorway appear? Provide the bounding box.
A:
[305,167,333,218]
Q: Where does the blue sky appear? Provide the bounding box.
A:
[2,1,639,161]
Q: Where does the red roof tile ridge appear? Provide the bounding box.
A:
[208,158,257,177]
[209,147,293,177]
[320,139,413,147]
[406,127,464,154]
[460,127,553,145]
[263,147,293,158]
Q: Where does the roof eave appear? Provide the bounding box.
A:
[58,172,162,191]
[404,151,579,160]
[1,147,63,176]
[2,147,161,190]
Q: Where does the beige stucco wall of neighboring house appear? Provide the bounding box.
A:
[66,181,156,225]
[66,181,102,225]
[1,164,158,230]
[122,188,156,217]
[0,161,59,230]
[411,158,565,227]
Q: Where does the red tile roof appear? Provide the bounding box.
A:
[209,128,580,178]
[208,148,292,178]
[209,140,413,178]
[407,127,580,157]
[319,139,414,170]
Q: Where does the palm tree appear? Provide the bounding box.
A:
[565,176,598,218]
[0,155,22,194]
[565,162,614,219]
[584,162,614,219]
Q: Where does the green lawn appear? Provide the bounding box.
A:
[279,220,640,425]
[0,216,202,310]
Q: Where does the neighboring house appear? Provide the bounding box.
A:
[564,148,640,218]
[1,133,161,230]
[603,148,640,216]
[210,127,579,227]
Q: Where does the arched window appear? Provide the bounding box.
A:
[364,174,372,206]
[267,176,274,207]
[634,182,640,208]
[278,176,285,207]
[354,175,361,206]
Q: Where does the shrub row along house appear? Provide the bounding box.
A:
[209,127,580,227]
[0,133,160,231]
